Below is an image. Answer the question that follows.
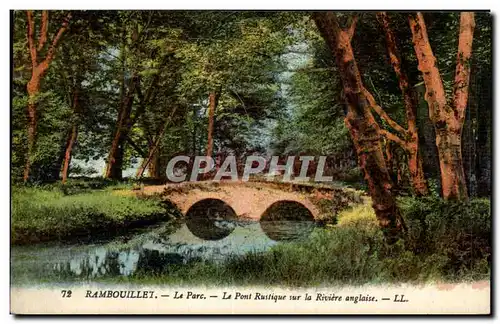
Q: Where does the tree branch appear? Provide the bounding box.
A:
[40,11,72,67]
[377,11,418,135]
[128,77,146,129]
[408,12,449,122]
[345,15,358,40]
[380,129,407,149]
[363,88,408,136]
[453,12,475,124]
[136,106,178,178]
[126,136,147,158]
[26,10,37,68]
[37,10,49,51]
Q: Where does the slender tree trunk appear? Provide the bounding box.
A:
[192,119,197,155]
[136,106,178,178]
[61,125,77,183]
[313,12,405,241]
[24,76,40,182]
[377,12,429,196]
[61,89,79,184]
[147,151,167,178]
[136,138,160,179]
[206,90,220,158]
[136,144,155,179]
[409,12,474,200]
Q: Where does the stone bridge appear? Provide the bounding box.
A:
[138,181,350,220]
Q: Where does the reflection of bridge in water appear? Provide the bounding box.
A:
[185,198,316,241]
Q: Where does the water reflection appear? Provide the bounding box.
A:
[260,200,316,241]
[185,199,237,240]
[49,248,187,279]
[11,200,319,283]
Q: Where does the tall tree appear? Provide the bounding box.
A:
[312,12,405,240]
[375,12,429,196]
[409,12,475,200]
[24,10,71,182]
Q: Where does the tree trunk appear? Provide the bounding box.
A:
[409,12,474,200]
[206,90,220,158]
[61,124,78,184]
[313,12,405,241]
[136,106,178,178]
[148,152,160,178]
[377,12,429,196]
[136,149,153,179]
[105,76,138,180]
[24,75,40,182]
[61,89,79,184]
[106,132,126,180]
[407,144,428,196]
[147,150,167,179]
[436,130,468,199]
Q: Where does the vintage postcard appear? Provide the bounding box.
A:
[10,10,491,315]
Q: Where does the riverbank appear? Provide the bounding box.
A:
[11,179,361,245]
[10,180,491,286]
[109,217,489,287]
[102,196,489,286]
[11,182,177,245]
[11,196,485,287]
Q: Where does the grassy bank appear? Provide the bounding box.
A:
[108,196,490,287]
[11,180,174,245]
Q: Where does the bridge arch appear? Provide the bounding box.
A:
[167,182,321,220]
[260,200,316,241]
[184,198,237,240]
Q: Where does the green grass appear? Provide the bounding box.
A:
[336,201,377,227]
[11,183,172,245]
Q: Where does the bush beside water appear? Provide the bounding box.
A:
[11,182,169,244]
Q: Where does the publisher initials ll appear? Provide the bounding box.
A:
[394,294,409,303]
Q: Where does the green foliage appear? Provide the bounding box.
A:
[336,203,378,229]
[11,185,169,244]
[9,11,492,289]
[11,11,492,195]
[399,196,491,277]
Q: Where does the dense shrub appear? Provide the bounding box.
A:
[399,196,491,276]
